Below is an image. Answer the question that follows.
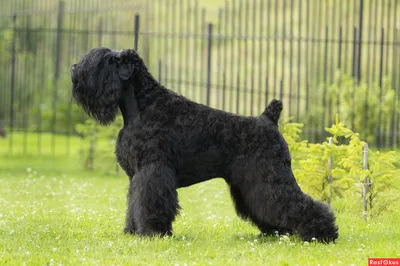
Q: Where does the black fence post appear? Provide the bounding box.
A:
[54,1,65,81]
[377,28,385,148]
[338,25,343,114]
[265,77,269,107]
[9,14,17,154]
[322,26,329,139]
[51,0,65,155]
[206,23,213,107]
[158,59,162,84]
[134,14,140,51]
[357,0,364,83]
[351,27,358,131]
[222,72,226,111]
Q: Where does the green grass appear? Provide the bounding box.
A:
[1,134,400,265]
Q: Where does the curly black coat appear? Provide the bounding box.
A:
[71,47,339,242]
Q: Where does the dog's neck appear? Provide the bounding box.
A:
[131,69,167,108]
[119,85,139,126]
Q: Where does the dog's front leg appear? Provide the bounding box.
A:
[130,162,180,237]
[124,175,137,234]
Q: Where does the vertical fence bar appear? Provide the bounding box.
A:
[273,0,278,99]
[185,0,191,98]
[289,0,294,118]
[377,28,384,148]
[193,1,199,102]
[390,8,398,148]
[54,1,64,91]
[372,0,381,83]
[174,0,179,91]
[329,0,336,86]
[338,25,342,114]
[305,0,310,141]
[177,0,184,95]
[229,0,236,112]
[384,1,391,75]
[206,23,213,107]
[51,0,65,155]
[357,0,364,83]
[310,0,318,143]
[362,143,369,221]
[296,0,302,121]
[170,0,177,93]
[134,14,140,51]
[266,0,271,104]
[158,59,162,83]
[265,77,269,106]
[243,0,249,115]
[321,26,329,139]
[201,9,206,104]
[257,0,265,113]
[366,0,373,85]
[250,0,256,116]
[216,8,222,109]
[365,0,373,135]
[391,28,400,149]
[236,0,243,114]
[281,0,286,108]
[327,0,334,127]
[222,2,228,110]
[315,1,323,143]
[22,15,30,154]
[395,28,400,148]
[351,27,358,130]
[9,14,17,154]
[164,0,169,90]
[37,7,48,155]
[222,72,226,110]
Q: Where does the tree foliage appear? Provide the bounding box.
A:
[281,115,400,218]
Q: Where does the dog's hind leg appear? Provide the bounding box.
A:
[239,179,337,242]
[131,162,180,237]
[229,184,292,236]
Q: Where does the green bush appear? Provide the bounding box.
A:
[75,115,123,173]
[281,115,400,218]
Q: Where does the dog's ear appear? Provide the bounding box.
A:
[118,63,135,81]
[261,99,283,125]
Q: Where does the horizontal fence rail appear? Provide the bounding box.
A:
[0,0,399,156]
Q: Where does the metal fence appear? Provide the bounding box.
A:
[0,0,399,156]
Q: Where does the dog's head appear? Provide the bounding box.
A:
[71,47,145,125]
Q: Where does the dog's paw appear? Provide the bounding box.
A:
[123,227,137,235]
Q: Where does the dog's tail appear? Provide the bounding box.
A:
[261,99,283,125]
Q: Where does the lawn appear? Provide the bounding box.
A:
[0,134,400,265]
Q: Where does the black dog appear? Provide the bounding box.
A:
[71,47,338,242]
